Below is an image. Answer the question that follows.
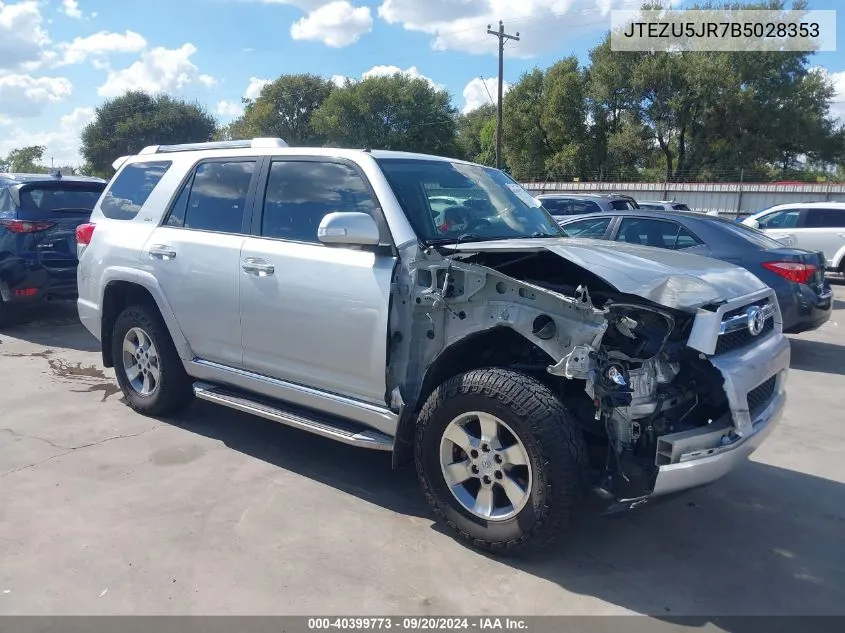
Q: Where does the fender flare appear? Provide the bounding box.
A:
[99,266,194,361]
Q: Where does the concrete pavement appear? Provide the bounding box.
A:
[1,285,844,617]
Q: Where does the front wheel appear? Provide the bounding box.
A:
[414,368,588,554]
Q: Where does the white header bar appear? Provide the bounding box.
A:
[610,10,836,52]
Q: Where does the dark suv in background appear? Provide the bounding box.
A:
[536,193,639,217]
[0,171,106,328]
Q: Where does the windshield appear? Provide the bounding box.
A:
[377,158,564,243]
[20,184,104,212]
[609,199,636,210]
[716,217,788,249]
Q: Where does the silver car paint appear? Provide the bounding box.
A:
[238,235,396,406]
[78,146,790,505]
[445,237,767,311]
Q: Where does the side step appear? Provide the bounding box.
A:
[193,382,394,451]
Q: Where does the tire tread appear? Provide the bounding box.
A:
[414,367,588,555]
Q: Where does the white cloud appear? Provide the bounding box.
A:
[216,99,244,119]
[61,0,82,19]
[57,30,147,66]
[828,71,845,124]
[377,0,638,58]
[0,106,94,166]
[199,74,217,88]
[462,76,508,113]
[290,1,372,47]
[97,43,214,97]
[362,64,443,90]
[0,0,51,71]
[0,74,73,118]
[330,74,349,88]
[244,76,271,100]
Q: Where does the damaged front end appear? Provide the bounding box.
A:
[390,239,788,508]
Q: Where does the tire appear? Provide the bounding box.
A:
[111,303,194,416]
[0,300,7,330]
[414,368,588,555]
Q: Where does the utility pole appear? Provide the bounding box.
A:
[487,20,519,169]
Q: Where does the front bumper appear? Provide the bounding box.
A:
[609,332,790,512]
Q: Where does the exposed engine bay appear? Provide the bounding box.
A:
[389,243,738,502]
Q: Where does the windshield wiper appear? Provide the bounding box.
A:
[428,233,487,246]
[530,231,561,238]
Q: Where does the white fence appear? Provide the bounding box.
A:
[519,181,845,217]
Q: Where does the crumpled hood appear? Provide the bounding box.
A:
[445,237,767,311]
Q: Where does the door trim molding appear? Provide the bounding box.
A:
[188,358,398,437]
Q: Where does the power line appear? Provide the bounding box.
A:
[487,21,520,169]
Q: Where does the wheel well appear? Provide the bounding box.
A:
[101,281,159,367]
[392,327,558,468]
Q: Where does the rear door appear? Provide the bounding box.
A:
[147,158,261,368]
[800,207,845,265]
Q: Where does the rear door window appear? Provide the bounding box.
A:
[616,218,702,250]
[804,208,845,229]
[166,160,257,234]
[100,161,172,220]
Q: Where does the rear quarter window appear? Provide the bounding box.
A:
[100,160,172,220]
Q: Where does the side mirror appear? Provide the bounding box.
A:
[746,219,760,229]
[318,212,380,246]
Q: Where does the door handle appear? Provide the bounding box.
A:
[241,258,275,276]
[149,244,176,260]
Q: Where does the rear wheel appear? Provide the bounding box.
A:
[415,368,588,554]
[111,304,193,416]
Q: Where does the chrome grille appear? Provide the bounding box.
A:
[715,299,775,355]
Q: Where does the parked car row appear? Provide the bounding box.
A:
[71,140,791,555]
[0,171,106,328]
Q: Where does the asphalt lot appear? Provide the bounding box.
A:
[1,284,844,618]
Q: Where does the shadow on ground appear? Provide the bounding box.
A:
[788,338,845,376]
[168,399,845,618]
[0,301,98,352]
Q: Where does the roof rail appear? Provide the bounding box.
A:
[138,137,289,155]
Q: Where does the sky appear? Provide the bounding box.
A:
[1,0,843,167]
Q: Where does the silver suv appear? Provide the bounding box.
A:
[77,139,789,553]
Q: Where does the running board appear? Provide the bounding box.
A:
[193,382,394,451]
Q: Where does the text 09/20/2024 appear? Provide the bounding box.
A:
[307,618,528,630]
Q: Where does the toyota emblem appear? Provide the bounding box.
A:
[747,306,765,336]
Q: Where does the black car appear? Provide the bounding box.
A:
[536,193,639,217]
[558,209,833,334]
[0,171,106,328]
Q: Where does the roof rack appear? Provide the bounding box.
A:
[138,137,289,155]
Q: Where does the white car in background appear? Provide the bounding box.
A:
[742,202,845,275]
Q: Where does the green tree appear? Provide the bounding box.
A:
[502,58,590,180]
[456,104,496,165]
[312,74,458,155]
[223,74,335,145]
[2,145,48,173]
[81,91,216,177]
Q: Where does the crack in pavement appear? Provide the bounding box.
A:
[0,425,164,478]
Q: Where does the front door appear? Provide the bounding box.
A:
[239,159,396,406]
[146,158,260,367]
